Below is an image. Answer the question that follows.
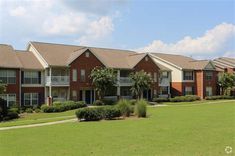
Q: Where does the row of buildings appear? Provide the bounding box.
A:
[0,41,234,107]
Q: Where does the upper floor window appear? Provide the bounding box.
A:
[161,71,168,78]
[153,72,157,82]
[85,51,90,57]
[183,71,194,80]
[23,71,40,84]
[205,71,213,80]
[0,70,16,84]
[72,69,77,82]
[80,69,85,82]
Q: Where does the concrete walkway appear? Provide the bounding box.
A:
[0,118,77,131]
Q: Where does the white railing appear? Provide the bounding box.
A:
[119,77,133,86]
[159,78,170,86]
[46,76,69,85]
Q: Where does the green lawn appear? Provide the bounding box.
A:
[0,109,76,127]
[0,101,234,156]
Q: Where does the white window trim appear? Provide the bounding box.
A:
[80,69,85,82]
[0,94,16,107]
[0,70,16,84]
[72,69,77,82]
[24,93,38,106]
[23,71,39,84]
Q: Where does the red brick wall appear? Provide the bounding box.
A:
[1,68,20,106]
[171,82,182,96]
[69,50,104,100]
[195,70,203,98]
[203,71,218,97]
[133,55,160,97]
[21,87,45,105]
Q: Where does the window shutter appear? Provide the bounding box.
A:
[38,72,41,84]
[21,71,24,84]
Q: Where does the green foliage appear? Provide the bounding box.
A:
[103,106,121,120]
[76,107,104,121]
[116,99,132,117]
[102,99,116,105]
[169,95,200,102]
[93,100,104,106]
[129,99,137,105]
[129,70,152,99]
[41,101,86,113]
[90,67,117,99]
[205,95,235,100]
[8,107,19,114]
[152,97,169,103]
[25,108,33,113]
[135,99,147,117]
[0,81,6,94]
[218,73,235,95]
[34,108,41,113]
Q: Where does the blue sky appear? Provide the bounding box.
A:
[0,0,234,59]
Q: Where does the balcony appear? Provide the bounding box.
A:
[46,76,70,86]
[119,77,133,86]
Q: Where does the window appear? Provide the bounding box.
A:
[24,93,38,106]
[185,86,193,95]
[154,72,157,82]
[145,56,149,61]
[72,90,77,97]
[160,86,168,95]
[80,69,85,82]
[206,87,212,96]
[205,71,213,80]
[183,71,194,80]
[23,71,39,84]
[85,51,90,57]
[0,70,16,84]
[161,72,168,78]
[0,94,16,107]
[120,87,131,96]
[72,69,77,82]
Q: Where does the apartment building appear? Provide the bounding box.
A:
[150,53,218,99]
[0,41,225,107]
[213,57,235,73]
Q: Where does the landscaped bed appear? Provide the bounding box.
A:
[0,100,234,156]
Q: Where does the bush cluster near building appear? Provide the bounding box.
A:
[76,99,148,121]
[205,95,235,100]
[153,95,200,103]
[41,101,86,113]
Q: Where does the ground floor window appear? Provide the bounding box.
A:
[160,86,169,95]
[24,93,38,106]
[0,94,16,107]
[206,87,212,96]
[120,87,131,96]
[185,86,193,95]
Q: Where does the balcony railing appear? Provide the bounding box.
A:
[119,77,133,86]
[46,76,69,86]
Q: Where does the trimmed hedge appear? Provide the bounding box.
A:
[76,106,121,121]
[41,101,86,113]
[25,108,33,113]
[93,100,104,106]
[152,97,169,103]
[102,99,116,105]
[169,95,200,102]
[205,95,235,100]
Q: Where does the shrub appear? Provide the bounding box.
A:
[135,99,147,117]
[93,100,104,106]
[103,106,121,120]
[25,108,33,113]
[169,95,200,102]
[205,95,235,100]
[41,104,54,113]
[4,111,19,120]
[129,99,137,105]
[102,99,116,105]
[152,97,169,103]
[8,107,19,113]
[116,99,131,117]
[76,107,103,121]
[34,108,41,113]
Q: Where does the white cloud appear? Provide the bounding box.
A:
[223,51,235,58]
[136,23,235,58]
[9,6,26,17]
[78,16,114,45]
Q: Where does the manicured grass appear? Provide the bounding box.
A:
[0,109,76,127]
[0,101,234,156]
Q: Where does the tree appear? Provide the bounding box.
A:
[129,70,153,99]
[90,67,117,100]
[0,81,6,94]
[218,73,235,95]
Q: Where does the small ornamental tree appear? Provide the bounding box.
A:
[218,73,235,95]
[129,70,153,99]
[90,67,117,100]
[0,81,6,94]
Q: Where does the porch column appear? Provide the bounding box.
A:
[117,70,120,99]
[49,67,52,97]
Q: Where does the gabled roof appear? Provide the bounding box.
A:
[0,44,22,68]
[213,57,235,69]
[151,53,215,70]
[16,50,44,70]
